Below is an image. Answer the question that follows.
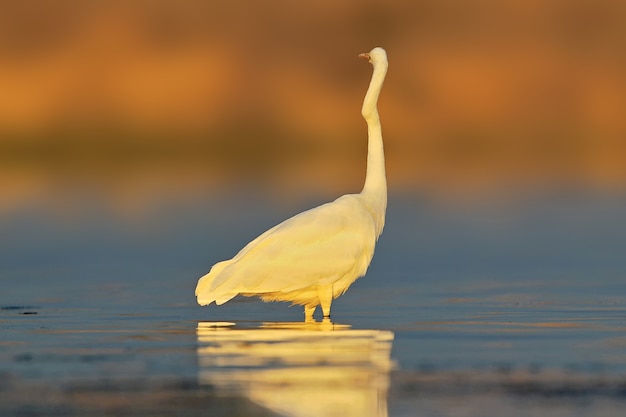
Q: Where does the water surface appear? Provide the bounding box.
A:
[2,190,626,416]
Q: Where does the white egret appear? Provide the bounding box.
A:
[195,47,388,321]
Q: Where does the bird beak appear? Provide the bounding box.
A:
[359,52,371,62]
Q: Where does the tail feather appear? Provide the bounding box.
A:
[195,260,239,306]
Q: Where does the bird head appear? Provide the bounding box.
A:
[358,47,387,66]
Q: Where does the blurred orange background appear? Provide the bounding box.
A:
[1,0,625,216]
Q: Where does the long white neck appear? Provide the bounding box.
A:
[360,54,388,237]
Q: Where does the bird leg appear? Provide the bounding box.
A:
[304,305,316,322]
[317,285,333,319]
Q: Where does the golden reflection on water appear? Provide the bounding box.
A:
[196,321,394,417]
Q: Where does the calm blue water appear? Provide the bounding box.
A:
[2,189,626,416]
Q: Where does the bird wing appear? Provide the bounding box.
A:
[197,194,377,303]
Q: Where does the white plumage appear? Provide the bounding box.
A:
[196,47,388,321]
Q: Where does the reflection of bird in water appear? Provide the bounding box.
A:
[196,322,394,417]
[195,47,388,321]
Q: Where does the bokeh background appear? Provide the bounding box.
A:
[2,4,626,415]
[1,0,625,220]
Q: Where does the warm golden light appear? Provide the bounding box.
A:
[196,322,394,417]
[1,0,625,217]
